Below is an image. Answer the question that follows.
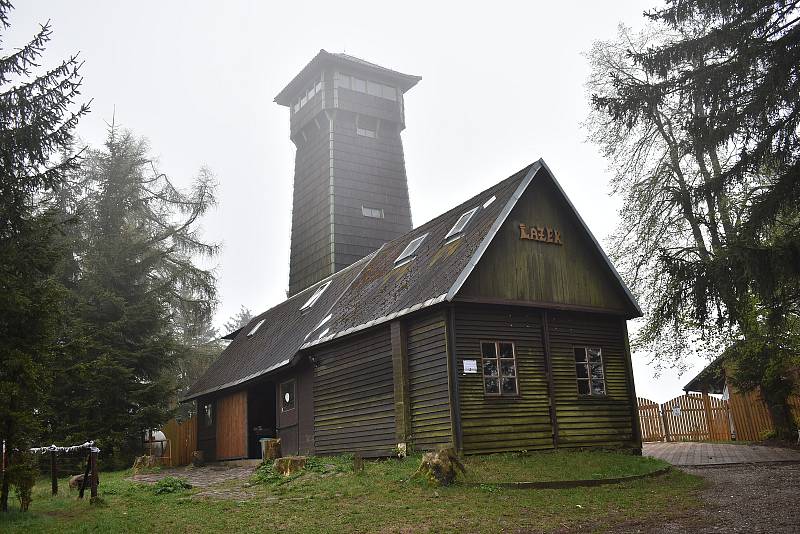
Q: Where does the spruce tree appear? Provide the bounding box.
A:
[587,1,800,436]
[0,1,87,511]
[49,126,218,465]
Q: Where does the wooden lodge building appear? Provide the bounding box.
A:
[184,159,645,460]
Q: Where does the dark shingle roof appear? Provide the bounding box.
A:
[184,159,641,400]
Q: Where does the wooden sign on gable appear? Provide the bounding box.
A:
[519,224,562,245]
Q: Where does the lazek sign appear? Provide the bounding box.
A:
[519,224,562,245]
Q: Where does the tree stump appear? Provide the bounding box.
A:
[132,455,158,474]
[274,456,306,476]
[191,450,205,467]
[413,447,465,486]
[260,438,282,460]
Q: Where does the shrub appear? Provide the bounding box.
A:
[153,476,192,495]
[7,452,38,511]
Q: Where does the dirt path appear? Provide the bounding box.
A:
[608,463,800,533]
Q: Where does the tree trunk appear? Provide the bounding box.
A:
[766,400,796,440]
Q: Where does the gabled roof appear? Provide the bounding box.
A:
[274,49,421,106]
[184,159,641,401]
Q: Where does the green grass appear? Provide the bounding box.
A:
[461,449,668,483]
[0,452,703,533]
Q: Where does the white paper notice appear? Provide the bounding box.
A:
[463,359,478,374]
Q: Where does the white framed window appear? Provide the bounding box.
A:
[247,319,266,337]
[445,206,479,241]
[362,205,384,219]
[301,280,332,311]
[481,341,518,396]
[394,233,428,267]
[574,347,606,395]
[356,127,376,138]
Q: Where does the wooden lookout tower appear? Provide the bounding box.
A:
[275,50,420,296]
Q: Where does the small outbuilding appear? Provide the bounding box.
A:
[184,159,644,459]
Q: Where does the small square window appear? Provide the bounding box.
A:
[480,341,518,396]
[352,78,366,92]
[575,346,606,396]
[367,80,381,96]
[280,380,296,412]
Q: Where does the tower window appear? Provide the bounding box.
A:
[444,206,479,242]
[356,116,377,139]
[394,233,428,267]
[367,80,381,96]
[362,206,384,219]
[352,77,366,92]
[381,85,397,101]
[356,127,376,138]
[300,280,332,311]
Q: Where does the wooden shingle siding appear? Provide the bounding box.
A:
[313,327,396,456]
[547,312,635,448]
[215,390,248,460]
[406,312,452,450]
[454,306,553,454]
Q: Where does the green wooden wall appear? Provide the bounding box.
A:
[406,311,453,450]
[459,170,636,315]
[454,306,554,453]
[312,326,396,456]
[548,311,636,448]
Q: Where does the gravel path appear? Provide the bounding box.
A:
[609,463,800,533]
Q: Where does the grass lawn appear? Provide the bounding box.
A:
[0,451,703,533]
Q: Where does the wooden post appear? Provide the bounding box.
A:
[541,311,559,449]
[660,404,672,443]
[390,320,411,447]
[50,451,57,495]
[701,387,715,440]
[78,453,91,499]
[90,449,98,499]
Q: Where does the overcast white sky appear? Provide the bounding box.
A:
[13,1,708,402]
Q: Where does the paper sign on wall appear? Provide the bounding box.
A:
[463,360,478,374]
[672,406,681,417]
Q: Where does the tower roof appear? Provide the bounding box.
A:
[274,49,421,106]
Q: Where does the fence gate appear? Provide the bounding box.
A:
[636,397,665,442]
[638,394,731,442]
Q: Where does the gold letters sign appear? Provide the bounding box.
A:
[519,224,562,245]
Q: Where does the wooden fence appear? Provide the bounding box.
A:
[161,416,197,467]
[639,390,800,443]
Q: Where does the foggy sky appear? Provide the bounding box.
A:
[11,1,699,402]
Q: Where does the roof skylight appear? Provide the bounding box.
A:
[394,233,429,267]
[301,280,332,311]
[482,195,496,208]
[444,207,479,241]
[247,319,266,337]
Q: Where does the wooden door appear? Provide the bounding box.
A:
[216,390,248,460]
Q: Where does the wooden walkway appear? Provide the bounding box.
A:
[643,442,800,466]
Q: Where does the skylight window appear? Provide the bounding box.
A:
[483,195,496,208]
[445,207,479,241]
[301,280,332,311]
[394,233,429,267]
[247,319,265,337]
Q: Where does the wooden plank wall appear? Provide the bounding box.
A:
[729,387,776,441]
[313,327,396,456]
[406,312,452,450]
[548,312,635,448]
[454,307,553,454]
[215,390,248,460]
[161,416,197,467]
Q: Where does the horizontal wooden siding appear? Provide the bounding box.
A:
[455,306,553,453]
[407,312,452,450]
[548,312,635,447]
[313,327,396,456]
